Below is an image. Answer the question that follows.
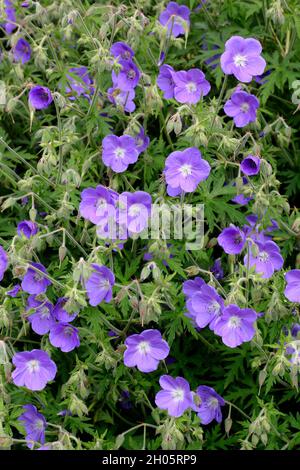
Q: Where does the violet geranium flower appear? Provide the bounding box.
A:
[18,404,47,449]
[6,284,21,297]
[17,220,38,239]
[164,147,211,197]
[79,184,118,225]
[240,155,261,176]
[13,38,31,64]
[85,264,115,306]
[21,262,51,295]
[3,0,17,34]
[186,283,224,330]
[172,69,211,104]
[195,386,225,424]
[155,375,194,417]
[284,270,300,303]
[159,2,190,38]
[220,36,266,83]
[26,295,55,335]
[217,225,246,255]
[107,86,136,113]
[53,297,78,322]
[244,240,284,279]
[110,42,134,61]
[12,349,57,391]
[183,276,206,299]
[102,134,139,173]
[213,304,257,348]
[65,67,93,100]
[124,329,170,373]
[134,127,150,154]
[0,245,8,282]
[28,86,53,110]
[49,323,80,352]
[119,191,152,235]
[112,60,140,91]
[157,64,175,99]
[224,90,259,128]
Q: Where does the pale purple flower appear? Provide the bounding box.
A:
[134,127,150,154]
[155,375,194,417]
[284,270,300,303]
[186,284,224,330]
[159,2,190,38]
[254,69,271,85]
[18,404,47,449]
[49,323,80,352]
[3,0,17,34]
[12,349,57,391]
[213,304,257,348]
[53,297,78,322]
[107,86,135,113]
[28,86,53,110]
[65,67,93,100]
[224,90,259,128]
[220,36,266,83]
[183,277,206,299]
[217,225,246,255]
[244,240,283,279]
[0,245,8,282]
[172,69,211,104]
[164,147,211,196]
[85,264,115,306]
[79,184,118,225]
[13,38,31,64]
[195,386,225,425]
[211,258,224,280]
[124,329,170,373]
[118,191,152,235]
[157,64,175,99]
[26,295,55,335]
[17,220,38,238]
[240,155,261,176]
[110,42,134,61]
[102,134,139,173]
[21,262,51,295]
[6,284,21,297]
[112,60,140,91]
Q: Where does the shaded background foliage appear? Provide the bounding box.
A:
[0,0,299,450]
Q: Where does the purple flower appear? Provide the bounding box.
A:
[6,284,21,297]
[13,38,31,64]
[244,240,283,279]
[79,184,118,225]
[112,60,140,91]
[220,36,266,83]
[211,258,224,280]
[85,264,115,306]
[157,64,175,99]
[53,297,78,322]
[183,277,206,299]
[119,191,152,235]
[124,329,170,372]
[28,86,53,110]
[18,404,47,449]
[3,0,17,34]
[186,283,224,330]
[17,220,38,239]
[164,147,211,196]
[284,270,300,303]
[0,245,8,282]
[107,86,135,113]
[172,69,211,104]
[134,127,150,154]
[213,304,257,348]
[65,67,93,100]
[119,390,132,410]
[26,295,55,335]
[21,262,51,295]
[217,225,246,255]
[155,375,194,417]
[110,42,134,61]
[102,134,139,173]
[240,155,261,176]
[12,349,57,391]
[254,69,271,85]
[49,323,80,352]
[224,91,259,128]
[159,2,190,38]
[195,386,225,424]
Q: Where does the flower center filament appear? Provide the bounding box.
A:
[258,251,269,262]
[171,387,185,402]
[241,103,249,113]
[186,81,197,93]
[138,340,151,354]
[115,147,125,159]
[229,315,241,328]
[233,54,247,67]
[27,359,40,373]
[180,164,192,177]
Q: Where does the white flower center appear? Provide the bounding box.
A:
[35,419,44,430]
[233,54,247,67]
[180,164,192,177]
[208,397,219,409]
[137,340,151,354]
[208,301,221,315]
[27,359,40,373]
[186,81,197,93]
[241,103,249,113]
[129,203,143,217]
[114,147,125,159]
[40,307,50,319]
[258,251,269,262]
[229,315,241,328]
[171,387,185,402]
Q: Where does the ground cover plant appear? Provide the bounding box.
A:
[0,0,300,451]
